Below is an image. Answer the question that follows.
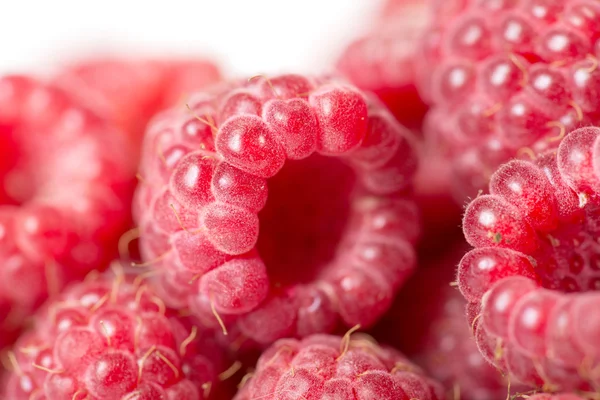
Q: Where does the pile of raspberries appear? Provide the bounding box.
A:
[2,1,600,399]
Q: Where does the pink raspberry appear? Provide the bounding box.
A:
[234,332,444,400]
[0,76,133,349]
[2,265,228,400]
[54,57,221,160]
[337,0,430,129]
[417,0,600,198]
[134,74,420,345]
[459,126,600,391]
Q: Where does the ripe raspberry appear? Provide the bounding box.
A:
[234,332,444,400]
[2,266,228,400]
[0,76,132,349]
[55,57,221,158]
[337,0,430,129]
[373,240,518,400]
[459,126,600,391]
[418,0,600,198]
[134,74,420,344]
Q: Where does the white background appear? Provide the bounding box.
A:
[0,1,382,77]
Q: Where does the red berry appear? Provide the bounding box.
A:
[135,74,420,344]
[337,0,430,129]
[234,332,444,400]
[0,76,132,349]
[2,266,227,400]
[418,0,600,198]
[459,126,600,391]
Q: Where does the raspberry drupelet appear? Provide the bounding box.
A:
[234,332,444,400]
[459,126,600,391]
[0,76,133,349]
[337,0,430,129]
[417,0,600,198]
[134,74,420,345]
[2,265,228,400]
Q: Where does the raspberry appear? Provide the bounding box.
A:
[372,240,518,400]
[134,74,420,344]
[459,126,600,391]
[0,76,132,349]
[337,0,430,129]
[2,265,228,400]
[54,58,221,159]
[417,0,600,198]
[234,332,444,400]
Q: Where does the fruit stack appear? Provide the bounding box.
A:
[1,0,599,399]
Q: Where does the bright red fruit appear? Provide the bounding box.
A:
[134,74,420,344]
[418,0,600,198]
[460,126,600,391]
[54,58,221,161]
[337,0,430,129]
[0,76,132,349]
[234,332,444,400]
[2,266,227,399]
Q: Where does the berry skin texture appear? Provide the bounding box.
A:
[2,266,226,400]
[135,74,420,345]
[234,333,444,400]
[0,76,132,349]
[459,127,600,391]
[54,58,221,163]
[418,0,600,198]
[337,0,430,129]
